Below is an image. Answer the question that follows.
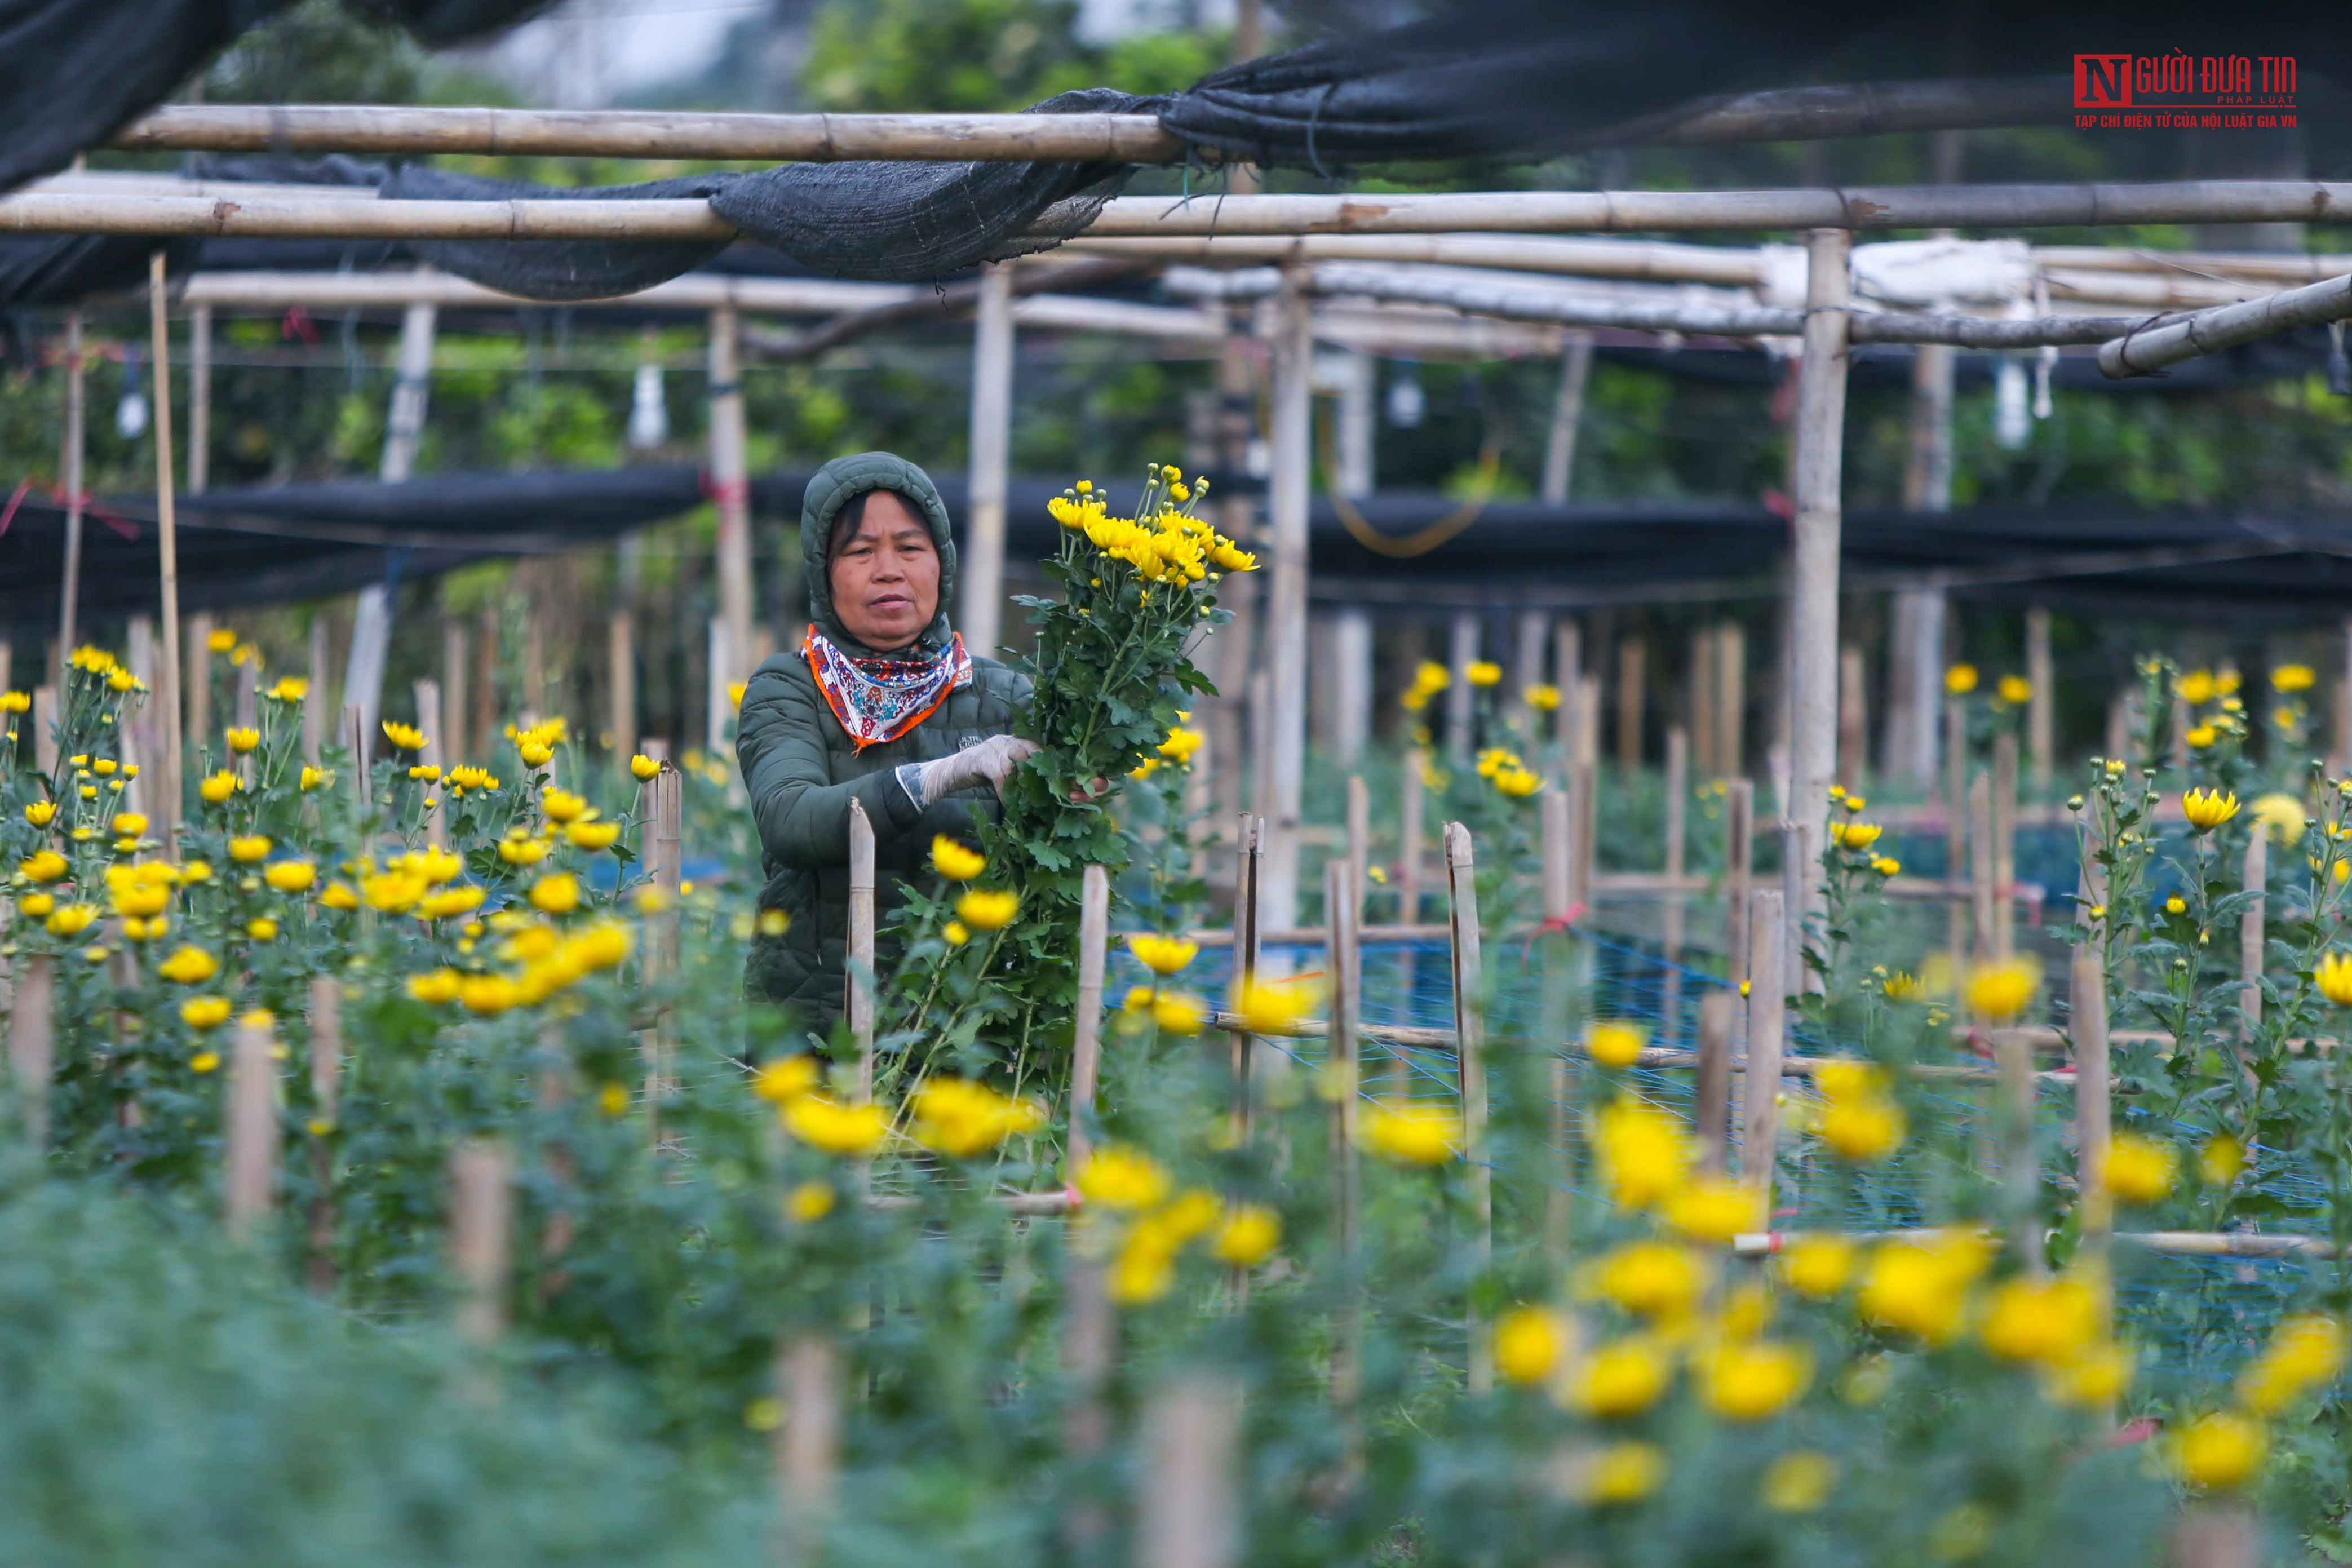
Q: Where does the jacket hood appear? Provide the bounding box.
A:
[799,451,959,659]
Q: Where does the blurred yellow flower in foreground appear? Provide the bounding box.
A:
[785,1097,890,1157]
[1964,958,2037,1021]
[1493,1305,1565,1385]
[2102,1133,2177,1204]
[1586,1021,1645,1067]
[2173,1411,2266,1491]
[954,888,1019,931]
[1359,1102,1461,1164]
[1075,1145,1171,1211]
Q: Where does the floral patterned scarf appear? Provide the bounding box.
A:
[802,624,972,751]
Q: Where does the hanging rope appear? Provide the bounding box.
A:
[1318,403,1502,559]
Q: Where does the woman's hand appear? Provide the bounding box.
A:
[905,735,1040,805]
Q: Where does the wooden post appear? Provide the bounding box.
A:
[450,1139,511,1344]
[1539,786,1574,1259]
[342,703,371,807]
[1575,672,1602,773]
[1540,330,1593,505]
[150,253,185,851]
[1615,634,1645,773]
[32,686,57,777]
[8,954,52,1146]
[1138,1379,1243,1568]
[1695,990,1734,1173]
[56,312,85,663]
[1726,778,1754,989]
[776,1333,841,1557]
[1691,626,1719,777]
[2026,607,2054,791]
[1997,1018,2043,1274]
[414,677,446,847]
[1443,821,1489,1393]
[2071,944,2111,1248]
[1567,759,1597,913]
[183,610,215,748]
[703,616,729,757]
[1663,724,1689,941]
[847,797,876,1100]
[1326,858,1362,1460]
[304,615,328,761]
[1511,609,1549,728]
[643,763,684,1119]
[1540,789,1571,920]
[1742,889,1786,1210]
[1837,643,1866,785]
[960,262,1014,658]
[307,974,340,1293]
[1946,696,1969,962]
[1332,606,1372,764]
[2243,829,2267,1034]
[707,304,753,685]
[1069,865,1110,1168]
[441,618,469,765]
[187,302,210,494]
[1259,260,1313,933]
[1787,227,1852,955]
[2169,1506,2258,1568]
[225,1012,276,1243]
[604,602,633,761]
[1717,621,1746,781]
[1992,732,2018,958]
[1397,756,1425,924]
[1327,857,1361,1103]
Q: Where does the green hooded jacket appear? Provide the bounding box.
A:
[736,451,1030,1025]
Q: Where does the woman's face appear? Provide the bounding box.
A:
[829,491,941,652]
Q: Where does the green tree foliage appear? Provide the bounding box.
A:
[801,0,1218,113]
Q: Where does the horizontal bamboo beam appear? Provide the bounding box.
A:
[7,181,2352,246]
[2099,271,2352,377]
[1066,232,1766,285]
[176,267,914,314]
[109,105,1186,163]
[1622,76,2072,148]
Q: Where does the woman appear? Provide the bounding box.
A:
[738,451,1035,1026]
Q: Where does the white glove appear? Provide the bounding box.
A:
[898,734,1040,807]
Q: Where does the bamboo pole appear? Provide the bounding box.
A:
[1662,724,1689,1017]
[1969,770,1995,961]
[304,615,328,762]
[8,954,52,1146]
[1726,778,1755,989]
[56,312,84,663]
[225,1012,276,1243]
[414,677,446,848]
[1946,697,1968,962]
[450,1140,511,1344]
[1259,263,1312,932]
[1069,865,1110,1168]
[188,303,210,494]
[961,262,1013,658]
[342,703,370,808]
[1553,620,1582,761]
[606,606,634,761]
[644,762,684,1128]
[2102,271,2352,377]
[1540,789,1571,919]
[1346,774,1370,906]
[847,796,876,1100]
[1717,623,1746,779]
[707,305,753,686]
[1334,608,1372,763]
[1787,228,1851,967]
[1695,990,1734,1173]
[776,1334,842,1561]
[1742,890,1787,1210]
[1615,634,1645,773]
[1326,858,1363,1474]
[185,609,214,748]
[1691,626,1718,777]
[1138,1378,1244,1568]
[1539,787,1574,1260]
[1443,822,1489,1394]
[2071,945,2111,1250]
[2169,1505,2258,1568]
[1230,814,1263,1137]
[1997,1018,2043,1274]
[1992,732,2018,958]
[2243,830,2268,1035]
[1445,612,1480,759]
[1567,759,1597,913]
[2026,608,2054,791]
[1837,644,1865,783]
[307,974,340,1294]
[1540,330,1593,504]
[150,252,185,851]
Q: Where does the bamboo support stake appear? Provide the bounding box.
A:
[32,686,57,777]
[307,975,340,1294]
[1717,623,1747,779]
[1787,228,1852,962]
[1540,789,1571,919]
[2026,608,2054,791]
[150,253,185,851]
[1969,770,1995,962]
[1726,778,1755,989]
[1445,612,1479,759]
[1837,643,1866,783]
[1061,1243,1114,1552]
[847,797,877,1099]
[188,302,210,493]
[1397,755,1426,922]
[9,954,52,1146]
[707,305,753,685]
[1997,1018,2043,1275]
[56,312,83,662]
[1346,773,1370,909]
[1442,822,1489,1393]
[775,1333,842,1563]
[606,606,634,761]
[1615,634,1645,772]
[1229,813,1263,1136]
[1695,990,1734,1174]
[2243,830,2267,1035]
[450,1139,511,1345]
[1690,625,1718,777]
[225,1012,276,1243]
[304,616,327,761]
[343,704,370,808]
[414,677,446,847]
[2169,1505,2258,1568]
[1662,725,1689,1002]
[1541,330,1593,504]
[1553,620,1582,760]
[1327,854,1363,1478]
[1993,733,2018,957]
[441,618,468,764]
[1946,696,1968,962]
[1139,1378,1243,1568]
[1259,262,1313,931]
[1781,817,1817,998]
[1568,759,1597,913]
[1575,672,1602,773]
[962,262,1013,657]
[1539,787,1574,1260]
[1742,889,1786,1210]
[1069,865,1110,1168]
[2071,945,2112,1250]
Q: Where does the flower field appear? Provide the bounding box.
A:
[6,491,2352,1564]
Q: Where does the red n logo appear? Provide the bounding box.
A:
[2075,54,2133,107]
